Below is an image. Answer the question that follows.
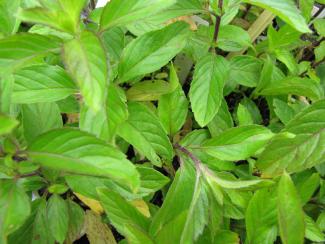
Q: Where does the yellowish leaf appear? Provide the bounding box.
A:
[75,193,104,214]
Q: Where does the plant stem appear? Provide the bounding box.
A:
[213,0,223,52]
[174,143,201,169]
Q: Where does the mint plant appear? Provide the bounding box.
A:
[0,0,325,243]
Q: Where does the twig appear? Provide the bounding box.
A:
[174,143,201,169]
[212,0,223,52]
[19,172,39,178]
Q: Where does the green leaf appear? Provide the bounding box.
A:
[150,158,209,243]
[8,199,54,244]
[0,115,19,136]
[245,188,277,244]
[305,214,325,242]
[0,180,31,238]
[0,0,20,36]
[228,56,262,87]
[218,25,252,52]
[101,27,125,62]
[47,195,69,243]
[63,30,108,112]
[237,103,254,126]
[207,99,233,137]
[97,188,150,238]
[257,100,325,176]
[21,102,62,143]
[189,54,229,127]
[12,64,77,104]
[213,230,240,244]
[118,22,190,82]
[117,102,173,166]
[314,19,325,37]
[126,0,203,35]
[18,0,87,33]
[158,64,188,135]
[107,84,128,140]
[277,172,305,244]
[65,200,84,244]
[0,74,14,114]
[299,0,314,21]
[81,84,128,141]
[200,125,274,161]
[100,0,177,31]
[204,170,273,190]
[259,77,324,102]
[136,166,170,196]
[294,171,320,205]
[243,0,310,33]
[0,33,60,72]
[127,80,176,101]
[273,99,295,125]
[150,160,197,237]
[28,128,140,191]
[315,41,325,63]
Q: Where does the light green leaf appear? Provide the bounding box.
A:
[200,125,274,161]
[315,41,325,63]
[314,19,325,37]
[117,102,173,166]
[257,100,325,176]
[107,84,128,136]
[136,166,170,196]
[277,172,305,244]
[63,30,108,112]
[118,22,190,82]
[127,80,175,101]
[100,0,176,30]
[0,0,20,36]
[21,102,62,143]
[218,25,252,52]
[207,99,233,137]
[243,0,310,33]
[237,103,254,126]
[19,0,87,33]
[0,180,31,238]
[0,33,60,72]
[259,77,324,102]
[294,172,320,205]
[0,115,19,136]
[47,195,69,244]
[8,199,54,244]
[245,188,277,244]
[273,99,295,125]
[150,160,196,237]
[204,170,273,190]
[151,158,208,243]
[158,64,188,135]
[101,27,125,62]
[126,0,203,35]
[228,56,262,87]
[299,0,314,21]
[12,64,77,104]
[28,128,140,191]
[189,54,229,127]
[305,214,325,242]
[0,74,14,114]
[97,188,150,238]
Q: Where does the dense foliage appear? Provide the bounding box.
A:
[0,0,325,243]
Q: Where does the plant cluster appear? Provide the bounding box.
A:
[0,0,325,243]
